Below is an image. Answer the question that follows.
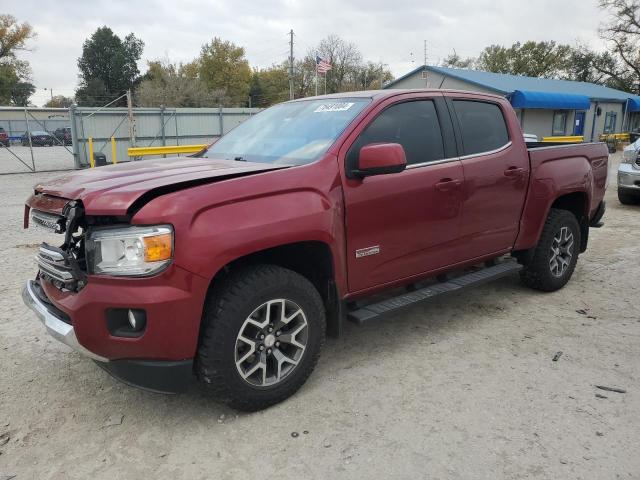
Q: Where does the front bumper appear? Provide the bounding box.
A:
[22,280,108,362]
[22,277,201,393]
[617,163,640,190]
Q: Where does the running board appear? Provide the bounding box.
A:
[347,261,522,324]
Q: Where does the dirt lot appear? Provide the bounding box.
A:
[0,153,638,479]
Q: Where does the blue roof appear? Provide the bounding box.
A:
[511,90,591,110]
[386,65,640,105]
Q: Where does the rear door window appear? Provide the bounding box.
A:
[452,100,510,156]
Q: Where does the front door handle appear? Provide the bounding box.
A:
[504,167,525,177]
[435,178,462,191]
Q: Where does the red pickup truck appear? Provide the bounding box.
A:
[22,90,608,410]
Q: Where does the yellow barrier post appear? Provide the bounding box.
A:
[111,137,117,164]
[88,137,95,168]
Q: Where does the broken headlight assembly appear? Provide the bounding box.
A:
[85,225,174,276]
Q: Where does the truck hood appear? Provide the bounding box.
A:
[32,157,288,216]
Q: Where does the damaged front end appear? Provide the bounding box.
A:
[33,200,88,292]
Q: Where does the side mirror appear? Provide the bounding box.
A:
[350,143,407,179]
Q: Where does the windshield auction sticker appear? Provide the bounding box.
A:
[314,102,355,113]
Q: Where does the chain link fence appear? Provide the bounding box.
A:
[0,105,260,174]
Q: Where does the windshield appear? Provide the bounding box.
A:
[202,98,371,165]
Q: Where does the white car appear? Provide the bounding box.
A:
[619,140,640,204]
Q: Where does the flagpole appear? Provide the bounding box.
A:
[324,73,327,95]
[315,54,318,96]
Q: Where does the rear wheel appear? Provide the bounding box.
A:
[519,208,580,292]
[196,264,325,411]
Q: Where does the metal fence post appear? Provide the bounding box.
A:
[160,105,166,147]
[160,105,166,158]
[218,105,224,136]
[174,111,179,146]
[69,104,82,169]
[23,107,35,171]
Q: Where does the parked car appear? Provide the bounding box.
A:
[0,127,8,147]
[21,131,55,147]
[619,139,640,204]
[53,127,72,146]
[22,90,608,411]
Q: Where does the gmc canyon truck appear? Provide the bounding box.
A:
[22,90,608,411]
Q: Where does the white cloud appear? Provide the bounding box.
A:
[7,0,607,106]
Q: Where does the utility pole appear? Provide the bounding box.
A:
[424,40,427,68]
[423,40,428,86]
[126,89,137,148]
[288,29,294,100]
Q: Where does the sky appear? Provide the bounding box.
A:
[7,0,611,107]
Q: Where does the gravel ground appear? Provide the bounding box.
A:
[0,153,638,479]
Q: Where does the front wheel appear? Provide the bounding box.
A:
[196,264,326,411]
[618,190,639,205]
[519,208,580,292]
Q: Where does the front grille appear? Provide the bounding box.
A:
[31,209,65,233]
[36,244,81,286]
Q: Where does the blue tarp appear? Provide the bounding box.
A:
[510,90,591,110]
[627,97,640,112]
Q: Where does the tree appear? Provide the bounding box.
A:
[76,27,144,106]
[0,64,18,104]
[441,51,475,69]
[0,15,36,105]
[476,41,571,78]
[249,64,289,107]
[136,60,214,107]
[198,38,251,106]
[293,35,393,96]
[44,95,74,108]
[10,81,34,106]
[596,0,640,93]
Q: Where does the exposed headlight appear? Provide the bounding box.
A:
[86,225,173,276]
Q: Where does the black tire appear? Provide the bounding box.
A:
[519,208,581,292]
[618,190,639,205]
[196,264,326,411]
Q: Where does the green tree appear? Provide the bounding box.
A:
[136,60,213,107]
[10,80,35,106]
[76,27,144,106]
[198,38,251,106]
[476,41,571,78]
[0,64,19,104]
[250,64,289,107]
[44,95,74,108]
[0,14,36,105]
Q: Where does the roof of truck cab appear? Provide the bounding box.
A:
[290,89,506,102]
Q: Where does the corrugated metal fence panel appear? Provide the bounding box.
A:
[72,106,260,166]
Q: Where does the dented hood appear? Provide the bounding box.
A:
[31,157,287,216]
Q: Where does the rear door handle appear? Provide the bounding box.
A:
[435,178,462,191]
[504,167,525,177]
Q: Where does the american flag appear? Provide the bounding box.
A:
[316,55,332,74]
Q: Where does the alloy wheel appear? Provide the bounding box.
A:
[549,226,574,277]
[235,299,308,387]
